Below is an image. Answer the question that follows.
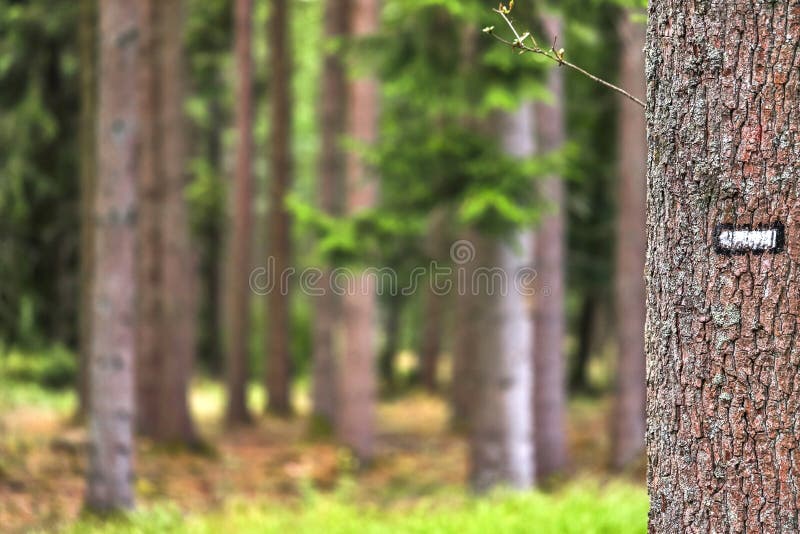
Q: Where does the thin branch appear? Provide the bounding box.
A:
[487,8,645,109]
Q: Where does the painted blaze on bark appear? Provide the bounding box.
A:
[647,2,800,532]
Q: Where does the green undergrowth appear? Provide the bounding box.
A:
[65,481,648,534]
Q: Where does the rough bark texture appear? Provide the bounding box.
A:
[225,0,254,426]
[311,0,350,426]
[612,11,647,471]
[336,0,379,463]
[266,0,293,416]
[646,3,800,531]
[532,14,568,483]
[469,106,535,492]
[156,0,197,443]
[77,0,97,422]
[86,0,139,511]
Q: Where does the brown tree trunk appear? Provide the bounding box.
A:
[451,235,478,432]
[531,14,568,483]
[420,210,447,392]
[77,0,96,423]
[336,0,379,463]
[611,10,647,471]
[265,0,293,416]
[225,0,255,426]
[86,0,140,511]
[312,0,350,426]
[469,106,535,492]
[136,0,197,443]
[135,0,162,439]
[156,0,197,444]
[645,2,800,531]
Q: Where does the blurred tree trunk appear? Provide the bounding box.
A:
[77,0,96,423]
[86,0,139,511]
[469,106,535,492]
[136,0,197,443]
[450,25,479,433]
[225,0,254,426]
[531,15,568,483]
[312,0,350,427]
[336,0,379,463]
[644,2,800,530]
[420,287,444,392]
[420,211,447,392]
[611,11,646,471]
[265,0,293,416]
[450,236,478,432]
[156,0,197,443]
[136,0,163,439]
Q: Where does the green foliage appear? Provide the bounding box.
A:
[0,345,77,390]
[66,482,648,533]
[0,1,80,347]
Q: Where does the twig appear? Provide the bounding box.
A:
[487,8,645,109]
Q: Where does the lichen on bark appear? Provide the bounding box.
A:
[646,2,800,532]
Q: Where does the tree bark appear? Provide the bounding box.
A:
[86,0,140,511]
[136,0,197,443]
[135,0,162,439]
[336,0,379,463]
[611,10,647,471]
[469,106,535,492]
[312,0,350,426]
[265,0,293,416]
[646,2,800,531]
[532,14,568,483]
[156,0,197,444]
[225,0,255,426]
[77,0,97,423]
[451,234,478,432]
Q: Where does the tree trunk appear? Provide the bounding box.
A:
[312,0,350,426]
[646,2,800,531]
[336,0,379,463]
[420,210,447,392]
[86,0,140,511]
[531,14,568,483]
[136,0,197,443]
[611,10,647,471]
[225,0,254,426]
[451,234,478,432]
[265,0,293,416]
[156,0,197,444]
[469,106,535,492]
[77,0,96,423]
[135,0,163,439]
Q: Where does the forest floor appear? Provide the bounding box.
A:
[0,380,646,533]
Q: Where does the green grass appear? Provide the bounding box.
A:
[66,482,648,534]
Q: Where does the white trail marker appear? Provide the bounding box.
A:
[714,223,785,255]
